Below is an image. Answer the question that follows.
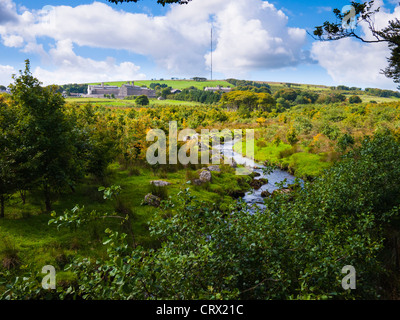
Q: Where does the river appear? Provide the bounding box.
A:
[215,139,296,210]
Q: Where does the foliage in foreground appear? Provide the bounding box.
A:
[1,131,400,300]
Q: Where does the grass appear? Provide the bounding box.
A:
[66,97,204,107]
[149,99,202,107]
[0,161,249,280]
[234,139,332,178]
[87,80,235,91]
[358,94,400,103]
[234,139,292,164]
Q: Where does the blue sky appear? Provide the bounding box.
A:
[0,0,399,89]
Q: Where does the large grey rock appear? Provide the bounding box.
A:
[210,154,223,164]
[261,190,271,198]
[272,188,291,196]
[250,178,268,190]
[193,179,203,186]
[230,159,238,168]
[208,165,221,172]
[199,170,212,183]
[150,180,172,187]
[143,194,161,207]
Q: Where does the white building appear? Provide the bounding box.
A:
[204,85,232,93]
[86,82,156,99]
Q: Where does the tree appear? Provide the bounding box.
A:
[135,94,150,106]
[273,88,298,102]
[10,60,82,212]
[0,96,18,218]
[337,133,355,152]
[286,127,299,146]
[107,0,191,6]
[349,95,363,104]
[160,87,172,99]
[313,1,400,88]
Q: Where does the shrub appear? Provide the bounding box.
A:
[1,238,21,270]
[149,184,168,200]
[349,95,362,104]
[256,140,267,148]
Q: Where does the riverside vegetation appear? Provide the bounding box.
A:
[1,61,400,299]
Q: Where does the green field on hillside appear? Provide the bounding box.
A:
[65,97,201,107]
[87,80,234,90]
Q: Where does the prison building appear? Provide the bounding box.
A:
[204,85,232,93]
[86,82,156,99]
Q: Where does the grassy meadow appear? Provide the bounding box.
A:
[3,73,400,300]
[87,79,234,90]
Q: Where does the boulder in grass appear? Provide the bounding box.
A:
[228,190,246,199]
[251,172,261,178]
[272,188,291,196]
[143,194,161,207]
[150,180,172,187]
[261,190,272,198]
[192,179,203,186]
[230,159,238,168]
[211,154,223,164]
[199,170,212,183]
[208,165,221,172]
[250,178,269,190]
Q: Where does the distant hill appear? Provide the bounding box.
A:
[83,79,400,103]
[87,80,235,91]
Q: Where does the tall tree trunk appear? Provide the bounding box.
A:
[0,194,5,218]
[44,185,52,213]
[19,190,26,205]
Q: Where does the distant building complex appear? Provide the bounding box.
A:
[0,88,11,94]
[204,85,232,93]
[86,82,156,99]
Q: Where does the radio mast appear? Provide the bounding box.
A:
[211,27,213,81]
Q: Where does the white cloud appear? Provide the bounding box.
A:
[0,0,311,83]
[0,0,18,24]
[205,0,311,76]
[2,34,23,47]
[33,39,146,85]
[0,64,16,85]
[311,1,400,89]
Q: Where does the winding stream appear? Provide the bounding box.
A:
[215,140,296,210]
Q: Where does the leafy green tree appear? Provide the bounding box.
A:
[273,88,298,102]
[107,0,191,6]
[286,127,299,145]
[160,87,172,99]
[68,104,118,181]
[313,1,400,88]
[349,95,363,104]
[10,60,82,212]
[257,92,276,111]
[0,97,17,217]
[135,94,150,106]
[337,133,355,152]
[3,132,400,300]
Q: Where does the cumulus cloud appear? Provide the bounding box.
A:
[33,39,146,85]
[311,0,400,89]
[0,0,18,24]
[0,64,16,85]
[2,34,23,47]
[204,0,312,76]
[0,0,311,83]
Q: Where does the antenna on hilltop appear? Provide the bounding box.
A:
[211,26,213,81]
